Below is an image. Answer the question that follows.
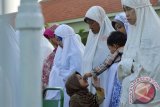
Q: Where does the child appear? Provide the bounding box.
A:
[65,72,105,107]
[112,12,128,35]
[42,24,59,90]
[84,31,127,107]
[84,31,126,78]
[106,31,126,107]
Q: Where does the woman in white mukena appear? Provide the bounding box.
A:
[118,0,160,107]
[82,6,114,107]
[46,24,84,107]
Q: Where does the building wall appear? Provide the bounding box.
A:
[54,7,160,34]
[55,7,160,45]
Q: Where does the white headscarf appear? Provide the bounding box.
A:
[82,6,114,72]
[54,24,84,70]
[75,34,81,42]
[81,6,114,107]
[112,12,129,33]
[75,34,85,50]
[81,6,114,86]
[46,25,84,106]
[118,0,160,106]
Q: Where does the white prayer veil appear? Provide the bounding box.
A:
[81,6,114,107]
[112,12,129,33]
[0,16,20,107]
[54,24,84,69]
[118,0,160,106]
[75,34,85,50]
[46,25,84,107]
[82,6,114,87]
[75,34,81,42]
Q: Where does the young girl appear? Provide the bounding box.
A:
[45,24,84,107]
[112,12,128,35]
[65,72,105,107]
[42,24,59,90]
[118,0,160,106]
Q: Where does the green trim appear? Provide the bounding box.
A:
[43,87,64,107]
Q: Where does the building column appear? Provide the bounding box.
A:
[16,0,44,107]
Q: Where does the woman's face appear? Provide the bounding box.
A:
[86,19,100,34]
[76,74,89,88]
[115,23,126,34]
[123,5,137,25]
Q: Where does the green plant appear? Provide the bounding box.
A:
[77,29,88,45]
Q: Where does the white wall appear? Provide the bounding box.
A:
[0,0,20,15]
[0,0,42,15]
[0,0,4,14]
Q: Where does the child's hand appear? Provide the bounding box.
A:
[92,76,100,89]
[83,72,92,80]
[85,72,92,77]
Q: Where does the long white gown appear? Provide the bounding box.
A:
[118,0,160,106]
[81,6,114,107]
[46,24,84,107]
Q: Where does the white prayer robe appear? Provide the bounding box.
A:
[118,0,160,106]
[81,6,114,107]
[46,24,84,107]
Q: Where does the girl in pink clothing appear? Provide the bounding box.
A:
[42,24,59,90]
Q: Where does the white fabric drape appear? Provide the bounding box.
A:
[118,0,160,106]
[105,63,119,107]
[46,24,84,107]
[0,17,20,107]
[81,6,114,107]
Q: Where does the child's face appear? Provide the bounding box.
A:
[49,37,58,48]
[108,44,119,54]
[55,35,63,48]
[115,23,126,34]
[76,74,89,88]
